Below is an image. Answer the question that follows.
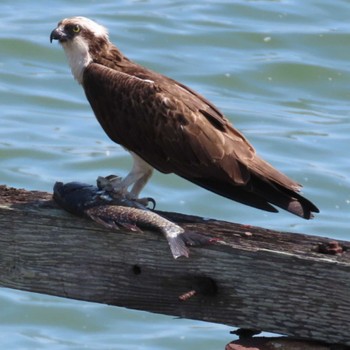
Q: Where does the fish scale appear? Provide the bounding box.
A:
[53,181,189,258]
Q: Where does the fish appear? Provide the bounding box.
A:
[53,179,212,258]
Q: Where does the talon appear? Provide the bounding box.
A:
[107,174,123,187]
[97,175,117,191]
[131,196,156,209]
[146,197,156,210]
[96,176,156,209]
[97,175,126,196]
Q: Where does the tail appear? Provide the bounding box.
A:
[185,170,319,220]
[246,175,319,219]
[168,231,218,259]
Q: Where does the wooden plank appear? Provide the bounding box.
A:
[0,184,349,346]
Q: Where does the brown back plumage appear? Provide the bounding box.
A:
[69,25,319,219]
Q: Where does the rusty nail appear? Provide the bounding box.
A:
[178,289,197,301]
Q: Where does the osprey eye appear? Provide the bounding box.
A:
[72,25,80,33]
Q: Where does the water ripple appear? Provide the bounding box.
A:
[1,1,349,348]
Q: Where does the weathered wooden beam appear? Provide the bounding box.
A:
[0,184,349,347]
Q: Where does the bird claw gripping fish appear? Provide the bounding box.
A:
[53,177,214,259]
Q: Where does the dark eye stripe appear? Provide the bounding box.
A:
[65,24,81,34]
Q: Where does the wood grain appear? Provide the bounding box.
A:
[0,185,349,346]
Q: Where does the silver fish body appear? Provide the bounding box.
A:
[53,181,189,258]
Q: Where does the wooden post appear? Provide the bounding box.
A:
[0,184,349,348]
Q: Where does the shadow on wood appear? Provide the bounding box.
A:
[0,184,349,347]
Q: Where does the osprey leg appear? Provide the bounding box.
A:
[119,153,154,197]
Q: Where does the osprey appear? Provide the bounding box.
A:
[50,16,319,219]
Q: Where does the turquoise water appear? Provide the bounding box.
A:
[1,0,349,348]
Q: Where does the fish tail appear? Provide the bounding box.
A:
[166,235,189,259]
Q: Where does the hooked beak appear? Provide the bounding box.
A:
[50,27,68,43]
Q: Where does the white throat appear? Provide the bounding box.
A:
[61,36,92,84]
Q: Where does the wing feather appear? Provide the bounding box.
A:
[83,63,250,181]
[82,62,318,218]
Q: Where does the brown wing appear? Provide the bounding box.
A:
[83,62,319,218]
[83,63,258,183]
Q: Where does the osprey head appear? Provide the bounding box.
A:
[50,17,109,83]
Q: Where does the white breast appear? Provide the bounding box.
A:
[61,36,92,84]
